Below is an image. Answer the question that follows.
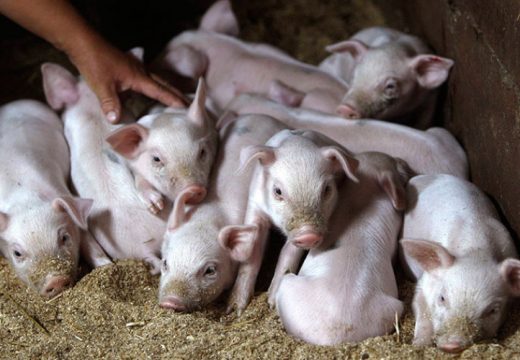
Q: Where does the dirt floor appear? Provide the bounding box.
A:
[1,0,520,359]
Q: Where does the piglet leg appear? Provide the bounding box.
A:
[226,212,270,315]
[135,173,164,214]
[412,290,434,346]
[80,230,113,268]
[267,242,305,308]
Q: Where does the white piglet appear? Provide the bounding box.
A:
[41,63,209,272]
[227,129,359,313]
[275,152,411,345]
[105,78,218,214]
[159,114,287,311]
[0,100,95,297]
[320,26,454,127]
[400,174,520,353]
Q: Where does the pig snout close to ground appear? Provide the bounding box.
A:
[41,61,183,273]
[400,174,520,353]
[319,26,454,128]
[105,78,218,214]
[158,114,287,312]
[0,100,94,297]
[224,94,468,179]
[275,152,411,345]
[225,129,359,314]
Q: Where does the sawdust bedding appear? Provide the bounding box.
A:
[1,0,520,359]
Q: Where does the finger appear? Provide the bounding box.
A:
[133,74,188,108]
[150,73,191,104]
[95,82,121,123]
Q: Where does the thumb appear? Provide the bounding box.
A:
[96,83,121,123]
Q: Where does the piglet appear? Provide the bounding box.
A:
[159,114,287,311]
[0,100,96,297]
[155,26,349,116]
[105,78,218,214]
[41,63,184,273]
[400,174,520,353]
[199,0,239,36]
[224,93,468,178]
[226,129,359,313]
[319,26,454,128]
[275,152,411,345]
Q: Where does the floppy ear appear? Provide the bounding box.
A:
[401,238,455,273]
[236,145,276,174]
[167,187,203,231]
[187,77,209,128]
[0,212,9,232]
[500,258,520,297]
[52,196,93,230]
[378,171,407,211]
[321,146,359,182]
[218,224,258,262]
[105,124,149,159]
[162,44,208,79]
[41,62,79,110]
[268,80,305,107]
[410,55,454,89]
[325,40,369,60]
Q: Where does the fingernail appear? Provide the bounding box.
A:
[107,111,117,122]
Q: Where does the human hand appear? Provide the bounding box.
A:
[67,33,187,123]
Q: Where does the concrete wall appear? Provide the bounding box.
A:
[378,0,520,241]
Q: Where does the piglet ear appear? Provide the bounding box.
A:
[52,196,93,230]
[0,212,9,232]
[199,0,239,36]
[128,47,144,62]
[162,45,208,79]
[237,145,276,174]
[268,80,305,107]
[187,77,209,128]
[167,185,207,231]
[218,224,258,262]
[105,124,149,159]
[41,63,79,110]
[411,55,454,89]
[378,171,407,211]
[500,258,520,296]
[325,40,369,60]
[401,238,455,272]
[321,146,359,182]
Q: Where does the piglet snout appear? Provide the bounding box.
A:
[336,104,361,119]
[40,275,72,298]
[160,295,187,312]
[183,184,207,204]
[438,341,467,353]
[292,226,323,249]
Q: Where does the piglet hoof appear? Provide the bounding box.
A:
[226,295,248,316]
[140,190,164,214]
[267,293,276,310]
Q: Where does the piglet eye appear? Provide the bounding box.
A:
[61,233,71,245]
[439,295,446,304]
[152,155,162,164]
[484,306,498,317]
[204,265,217,277]
[199,148,207,161]
[13,250,22,258]
[273,186,283,200]
[323,184,332,197]
[162,260,168,272]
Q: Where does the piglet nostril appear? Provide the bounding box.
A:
[336,104,360,119]
[40,275,73,298]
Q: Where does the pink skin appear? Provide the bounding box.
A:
[158,115,287,312]
[199,0,239,36]
[105,78,218,214]
[224,93,468,179]
[0,100,99,296]
[226,129,359,314]
[41,62,178,273]
[155,26,349,116]
[274,152,411,345]
[400,175,520,352]
[319,26,454,128]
